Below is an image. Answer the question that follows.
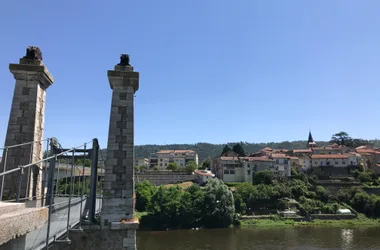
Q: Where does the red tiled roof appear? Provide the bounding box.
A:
[314,146,342,151]
[220,156,239,161]
[289,156,299,160]
[376,164,380,167]
[157,150,195,154]
[262,147,273,151]
[244,156,275,162]
[311,154,349,159]
[293,149,312,153]
[194,170,214,177]
[356,149,377,154]
[271,153,288,159]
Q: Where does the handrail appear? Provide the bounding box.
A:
[0,138,50,150]
[0,142,88,178]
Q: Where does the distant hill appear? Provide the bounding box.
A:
[133,140,380,163]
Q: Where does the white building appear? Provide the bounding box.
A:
[135,157,149,167]
[311,154,349,167]
[270,153,291,177]
[156,150,198,170]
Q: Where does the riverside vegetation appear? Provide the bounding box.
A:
[135,169,380,230]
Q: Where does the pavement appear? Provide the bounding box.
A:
[24,197,101,250]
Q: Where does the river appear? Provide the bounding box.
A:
[137,227,380,250]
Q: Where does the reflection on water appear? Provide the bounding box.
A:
[341,229,354,249]
[137,227,380,250]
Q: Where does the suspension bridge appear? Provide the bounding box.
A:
[0,47,139,250]
[0,138,104,250]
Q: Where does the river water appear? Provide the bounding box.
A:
[137,227,380,250]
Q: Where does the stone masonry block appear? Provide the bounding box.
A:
[113,150,126,158]
[112,165,126,174]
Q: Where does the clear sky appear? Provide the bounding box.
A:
[0,1,379,148]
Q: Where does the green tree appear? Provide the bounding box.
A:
[75,158,91,167]
[135,180,156,211]
[232,143,246,157]
[220,145,232,156]
[330,131,352,146]
[199,160,210,170]
[202,179,235,228]
[167,162,179,171]
[184,161,197,172]
[252,171,274,185]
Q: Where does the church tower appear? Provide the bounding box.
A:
[307,130,316,148]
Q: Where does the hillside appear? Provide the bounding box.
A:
[134,140,380,163]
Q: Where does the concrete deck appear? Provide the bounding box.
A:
[0,202,48,247]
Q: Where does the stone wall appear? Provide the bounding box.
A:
[1,56,53,200]
[135,171,195,185]
[310,214,356,220]
[50,224,137,250]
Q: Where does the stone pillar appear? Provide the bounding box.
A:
[1,46,54,201]
[102,54,139,249]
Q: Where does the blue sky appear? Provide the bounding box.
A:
[0,1,379,148]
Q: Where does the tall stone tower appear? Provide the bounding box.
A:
[1,46,54,201]
[102,54,139,249]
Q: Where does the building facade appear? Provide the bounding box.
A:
[156,150,198,170]
[135,157,149,167]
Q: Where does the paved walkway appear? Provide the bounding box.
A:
[24,197,101,250]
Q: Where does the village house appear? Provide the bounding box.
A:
[135,157,149,167]
[156,149,199,170]
[194,169,215,185]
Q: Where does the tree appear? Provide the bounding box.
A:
[220,145,232,156]
[252,171,274,185]
[330,131,352,146]
[202,179,235,228]
[167,162,179,171]
[199,160,210,170]
[184,161,197,172]
[135,180,156,211]
[75,159,91,167]
[232,143,246,157]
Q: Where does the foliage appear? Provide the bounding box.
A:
[152,166,160,171]
[167,162,179,171]
[136,179,235,229]
[135,181,156,212]
[184,160,197,172]
[200,160,210,170]
[75,159,91,167]
[330,131,371,148]
[220,145,232,156]
[203,179,235,228]
[252,171,274,185]
[232,143,246,157]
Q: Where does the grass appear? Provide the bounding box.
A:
[135,211,149,220]
[239,214,380,228]
[164,181,194,189]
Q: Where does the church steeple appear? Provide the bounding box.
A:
[307,129,316,148]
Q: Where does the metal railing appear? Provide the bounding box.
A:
[0,138,102,250]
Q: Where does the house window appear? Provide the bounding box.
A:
[284,160,288,164]
[160,163,162,166]
[315,161,318,165]
[224,170,229,174]
[335,161,338,165]
[160,159,163,162]
[342,161,345,165]
[230,170,235,174]
[164,163,167,166]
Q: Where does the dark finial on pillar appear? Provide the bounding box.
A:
[118,54,130,66]
[23,46,43,61]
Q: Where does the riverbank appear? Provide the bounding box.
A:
[239,215,380,228]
